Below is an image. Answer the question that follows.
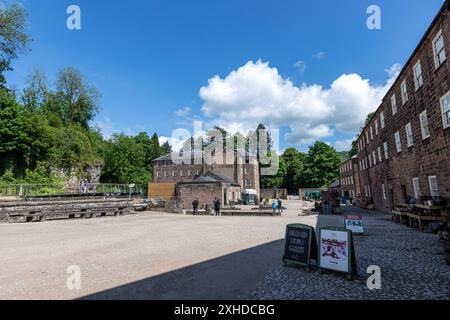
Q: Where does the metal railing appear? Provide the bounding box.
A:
[0,183,144,198]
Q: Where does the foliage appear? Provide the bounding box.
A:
[301,141,341,188]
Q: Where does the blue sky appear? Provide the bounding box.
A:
[5,0,445,152]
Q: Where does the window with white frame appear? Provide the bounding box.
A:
[391,95,397,115]
[433,29,446,69]
[401,80,408,104]
[370,126,374,140]
[164,171,167,177]
[378,147,382,162]
[395,132,402,153]
[375,119,379,135]
[372,150,377,165]
[384,141,389,159]
[380,111,385,129]
[156,171,160,177]
[419,110,430,139]
[366,131,369,144]
[440,90,450,129]
[412,178,421,199]
[405,122,414,147]
[413,60,424,90]
[172,170,175,177]
[382,184,387,200]
[369,154,372,167]
[428,176,439,198]
[180,170,183,177]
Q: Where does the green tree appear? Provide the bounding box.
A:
[56,67,100,128]
[0,2,30,88]
[281,148,305,194]
[261,154,286,189]
[301,141,341,188]
[101,133,151,186]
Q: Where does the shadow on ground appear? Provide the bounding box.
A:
[80,239,284,300]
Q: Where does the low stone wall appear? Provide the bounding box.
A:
[0,198,134,223]
[260,189,288,200]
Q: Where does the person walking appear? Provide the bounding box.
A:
[277,198,283,214]
[192,198,199,216]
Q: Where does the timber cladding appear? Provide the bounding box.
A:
[148,183,176,200]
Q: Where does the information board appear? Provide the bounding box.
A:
[283,224,317,270]
[345,215,364,234]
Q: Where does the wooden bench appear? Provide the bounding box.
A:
[406,213,444,232]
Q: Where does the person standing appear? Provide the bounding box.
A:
[192,198,199,215]
[277,198,283,214]
[272,200,277,214]
[214,198,221,216]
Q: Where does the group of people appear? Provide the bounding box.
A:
[192,197,221,216]
[271,198,283,214]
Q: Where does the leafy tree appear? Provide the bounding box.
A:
[56,67,100,128]
[161,141,172,154]
[0,2,30,88]
[281,148,305,194]
[101,133,150,185]
[261,155,286,189]
[301,141,341,188]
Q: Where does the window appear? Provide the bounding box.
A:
[372,151,377,165]
[433,29,446,68]
[369,154,372,167]
[401,80,408,104]
[164,171,167,177]
[405,122,414,147]
[384,142,389,159]
[441,91,450,129]
[375,119,379,135]
[391,95,397,115]
[180,170,183,177]
[382,184,387,200]
[156,171,161,177]
[370,126,374,140]
[428,176,439,198]
[412,178,421,199]
[413,61,423,90]
[394,132,402,153]
[419,110,430,139]
[172,170,175,177]
[366,131,369,144]
[378,147,382,162]
[380,112,385,129]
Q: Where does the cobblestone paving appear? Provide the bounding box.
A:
[249,207,450,300]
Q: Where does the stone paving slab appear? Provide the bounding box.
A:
[249,206,450,300]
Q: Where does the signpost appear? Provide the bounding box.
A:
[323,204,332,215]
[283,224,318,272]
[345,215,364,234]
[318,227,357,279]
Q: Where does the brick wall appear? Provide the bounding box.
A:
[356,5,450,212]
[177,182,224,210]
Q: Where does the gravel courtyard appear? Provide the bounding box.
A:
[249,206,450,300]
[0,201,448,300]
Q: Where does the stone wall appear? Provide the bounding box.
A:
[260,189,288,200]
[177,182,224,210]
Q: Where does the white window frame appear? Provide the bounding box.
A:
[395,131,402,153]
[391,94,397,115]
[380,111,385,129]
[372,150,377,165]
[440,90,450,129]
[412,178,421,199]
[401,80,408,104]
[432,29,446,69]
[419,110,430,140]
[428,176,439,198]
[382,184,387,200]
[405,122,414,147]
[378,147,382,162]
[413,60,424,90]
[375,119,379,135]
[383,142,389,159]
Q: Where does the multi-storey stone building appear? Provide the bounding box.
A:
[151,148,260,208]
[355,2,450,212]
[339,156,361,201]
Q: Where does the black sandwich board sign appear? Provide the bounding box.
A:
[283,224,318,271]
[317,226,357,279]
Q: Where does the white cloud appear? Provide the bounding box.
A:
[199,60,399,146]
[175,106,192,117]
[95,117,115,139]
[159,136,186,152]
[313,52,326,59]
[293,60,307,74]
[332,139,354,152]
